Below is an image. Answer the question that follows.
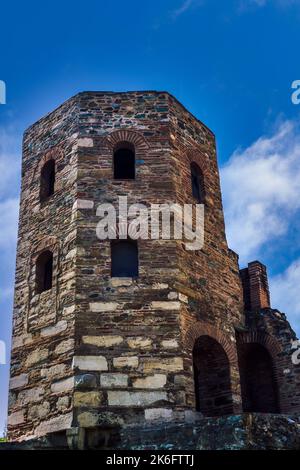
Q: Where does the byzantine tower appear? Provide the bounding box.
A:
[7,91,300,447]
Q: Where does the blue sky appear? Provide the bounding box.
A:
[0,0,300,435]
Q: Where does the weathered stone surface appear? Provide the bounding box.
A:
[161,339,179,349]
[127,337,152,349]
[72,199,94,210]
[41,363,67,380]
[133,374,167,389]
[9,373,28,390]
[143,358,184,372]
[35,413,73,437]
[82,335,123,347]
[40,321,68,337]
[100,373,128,388]
[77,411,124,428]
[51,377,74,394]
[18,387,44,405]
[8,411,25,426]
[25,349,49,367]
[110,278,132,287]
[77,137,93,147]
[89,302,119,312]
[107,391,167,407]
[145,408,173,421]
[54,339,74,355]
[56,396,70,411]
[150,301,181,310]
[74,391,103,407]
[113,356,139,369]
[73,355,108,371]
[28,402,51,420]
[74,374,97,389]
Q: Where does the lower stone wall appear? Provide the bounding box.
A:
[2,414,300,450]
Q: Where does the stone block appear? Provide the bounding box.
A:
[35,412,73,437]
[127,337,152,349]
[74,391,103,407]
[8,410,25,426]
[25,349,49,367]
[150,301,181,310]
[133,374,167,389]
[89,302,119,312]
[113,356,139,369]
[18,387,44,405]
[100,373,128,388]
[145,408,173,421]
[40,320,68,337]
[82,335,123,347]
[51,376,74,394]
[73,355,108,371]
[143,357,184,372]
[9,373,28,390]
[107,391,167,407]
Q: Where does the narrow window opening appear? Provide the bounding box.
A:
[113,142,135,179]
[40,159,55,202]
[111,240,138,277]
[36,250,53,293]
[191,162,205,203]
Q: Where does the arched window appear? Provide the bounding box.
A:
[40,159,55,202]
[36,250,53,293]
[113,142,135,179]
[191,162,205,203]
[193,335,233,417]
[111,240,138,277]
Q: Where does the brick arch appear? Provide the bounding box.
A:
[186,148,209,178]
[31,145,63,183]
[236,330,282,359]
[106,129,150,152]
[236,331,282,413]
[184,321,237,364]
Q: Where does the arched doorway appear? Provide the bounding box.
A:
[193,335,234,417]
[238,342,279,413]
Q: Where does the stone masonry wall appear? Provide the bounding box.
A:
[8,90,300,443]
[8,97,79,440]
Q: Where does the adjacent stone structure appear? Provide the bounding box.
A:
[7,91,300,446]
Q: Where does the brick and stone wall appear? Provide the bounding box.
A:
[7,91,300,444]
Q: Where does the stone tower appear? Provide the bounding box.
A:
[8,91,300,446]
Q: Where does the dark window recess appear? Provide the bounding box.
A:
[111,240,138,277]
[191,162,205,203]
[193,335,234,417]
[36,250,53,293]
[40,159,55,202]
[113,142,135,179]
[238,343,280,413]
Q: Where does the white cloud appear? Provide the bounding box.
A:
[270,259,300,335]
[240,0,298,10]
[0,198,19,250]
[0,126,21,200]
[220,119,300,263]
[171,0,203,19]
